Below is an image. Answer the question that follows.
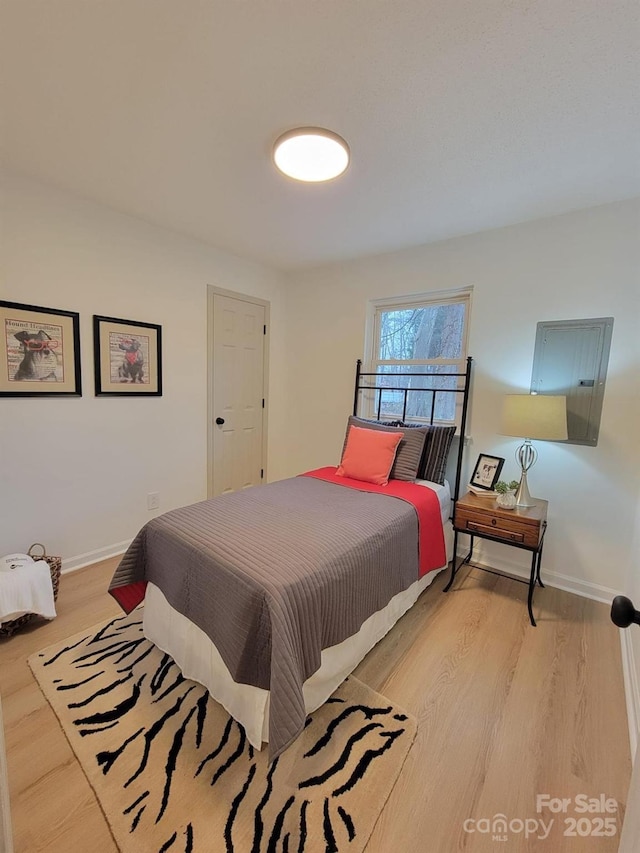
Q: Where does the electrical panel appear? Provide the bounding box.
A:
[530,318,614,447]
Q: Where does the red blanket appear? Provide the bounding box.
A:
[111,579,147,613]
[301,467,446,577]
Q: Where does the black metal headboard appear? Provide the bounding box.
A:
[352,356,473,502]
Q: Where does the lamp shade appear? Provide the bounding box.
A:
[501,394,568,441]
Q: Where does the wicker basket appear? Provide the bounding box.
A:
[0,544,62,638]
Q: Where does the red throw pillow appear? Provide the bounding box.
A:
[336,425,402,486]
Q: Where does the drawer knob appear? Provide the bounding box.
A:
[491,518,497,526]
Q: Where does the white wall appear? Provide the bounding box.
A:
[2,177,638,601]
[283,199,640,599]
[0,174,288,568]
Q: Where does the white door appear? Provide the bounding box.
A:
[210,293,266,496]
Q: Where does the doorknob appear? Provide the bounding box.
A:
[611,596,640,628]
[215,417,225,425]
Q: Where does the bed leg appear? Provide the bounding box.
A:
[443,530,461,592]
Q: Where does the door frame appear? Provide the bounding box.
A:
[207,285,270,499]
[0,694,14,853]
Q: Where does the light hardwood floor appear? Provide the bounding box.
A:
[0,558,632,852]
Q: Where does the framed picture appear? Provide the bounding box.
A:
[0,300,81,396]
[470,454,505,490]
[93,315,162,396]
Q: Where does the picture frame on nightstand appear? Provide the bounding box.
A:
[470,453,504,490]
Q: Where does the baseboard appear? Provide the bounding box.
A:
[620,628,640,763]
[526,567,621,605]
[61,540,131,574]
[462,543,623,604]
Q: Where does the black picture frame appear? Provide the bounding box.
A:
[470,454,505,490]
[0,300,81,397]
[93,315,162,397]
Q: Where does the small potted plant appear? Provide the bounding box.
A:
[494,479,520,509]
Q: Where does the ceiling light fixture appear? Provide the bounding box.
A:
[273,127,350,182]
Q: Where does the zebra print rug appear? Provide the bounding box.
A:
[29,611,416,852]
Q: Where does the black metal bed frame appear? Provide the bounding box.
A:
[352,356,473,502]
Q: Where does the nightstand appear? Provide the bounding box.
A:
[444,491,548,626]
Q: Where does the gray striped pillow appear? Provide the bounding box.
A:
[399,423,456,485]
[340,416,428,482]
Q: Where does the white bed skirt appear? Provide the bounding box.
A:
[143,521,453,750]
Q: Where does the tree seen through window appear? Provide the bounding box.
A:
[373,300,467,421]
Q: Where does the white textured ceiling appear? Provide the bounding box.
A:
[1,0,639,270]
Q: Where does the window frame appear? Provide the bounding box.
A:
[363,287,472,425]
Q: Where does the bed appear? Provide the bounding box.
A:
[109,359,473,760]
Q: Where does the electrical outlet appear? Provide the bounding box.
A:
[147,492,160,511]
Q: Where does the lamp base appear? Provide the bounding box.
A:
[515,469,536,507]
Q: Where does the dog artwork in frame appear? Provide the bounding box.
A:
[470,453,505,491]
[93,315,162,396]
[0,300,81,397]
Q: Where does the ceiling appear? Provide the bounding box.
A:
[1,0,639,271]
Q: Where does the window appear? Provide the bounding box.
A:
[365,289,471,423]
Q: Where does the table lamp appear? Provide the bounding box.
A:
[500,394,568,507]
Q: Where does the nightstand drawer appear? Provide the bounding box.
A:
[463,519,524,543]
[454,507,541,547]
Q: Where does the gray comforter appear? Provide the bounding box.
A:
[109,474,427,759]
